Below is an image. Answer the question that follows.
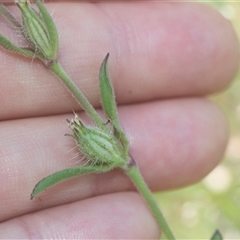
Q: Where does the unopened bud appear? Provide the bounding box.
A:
[67,114,128,166]
[16,0,59,61]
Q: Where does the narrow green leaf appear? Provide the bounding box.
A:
[31,164,115,199]
[34,0,59,59]
[211,230,223,240]
[99,53,129,151]
[0,3,21,28]
[99,53,117,122]
[0,34,40,58]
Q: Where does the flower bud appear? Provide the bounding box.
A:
[16,0,59,61]
[67,114,128,166]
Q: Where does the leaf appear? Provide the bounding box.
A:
[211,230,223,240]
[99,53,129,151]
[0,34,40,59]
[0,3,21,28]
[31,164,115,199]
[99,53,117,122]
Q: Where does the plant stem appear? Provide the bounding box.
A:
[49,61,106,130]
[125,160,176,240]
[48,60,175,239]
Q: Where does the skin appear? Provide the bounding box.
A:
[0,1,239,239]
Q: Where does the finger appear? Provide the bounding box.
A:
[0,192,160,239]
[0,97,227,221]
[0,2,238,119]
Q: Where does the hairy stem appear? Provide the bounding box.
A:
[49,61,106,130]
[125,159,176,240]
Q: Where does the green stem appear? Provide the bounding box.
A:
[124,160,176,240]
[49,61,106,130]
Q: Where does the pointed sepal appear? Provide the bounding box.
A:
[34,0,59,59]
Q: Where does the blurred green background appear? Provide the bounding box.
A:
[155,2,240,239]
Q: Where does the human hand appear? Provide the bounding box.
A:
[0,1,238,238]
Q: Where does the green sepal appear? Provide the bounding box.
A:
[34,0,59,60]
[99,53,129,151]
[31,163,118,199]
[211,230,223,240]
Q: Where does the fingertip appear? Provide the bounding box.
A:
[123,98,229,190]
